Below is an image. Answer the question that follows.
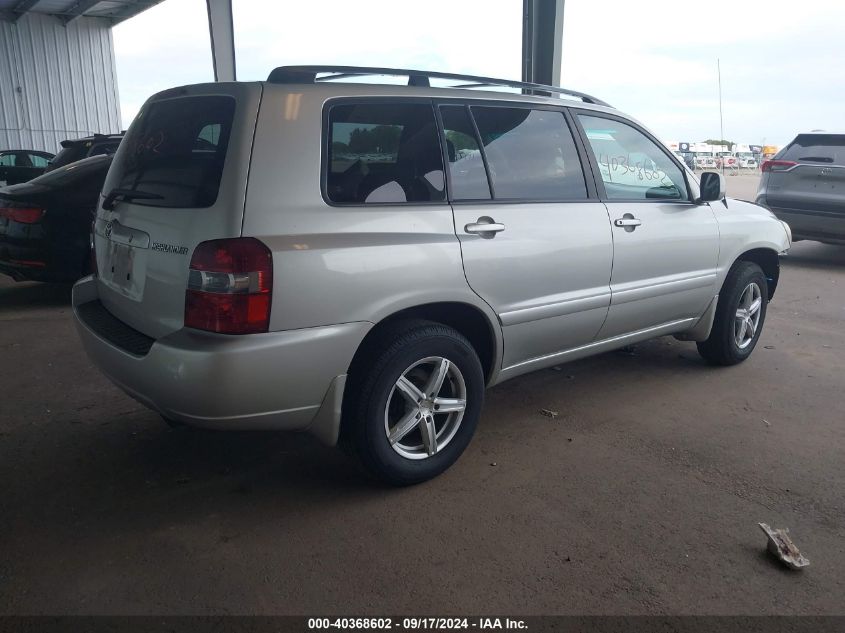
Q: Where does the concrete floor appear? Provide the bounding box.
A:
[1,174,844,615]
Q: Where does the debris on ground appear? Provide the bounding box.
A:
[539,409,559,419]
[764,345,775,349]
[763,419,771,427]
[759,523,810,570]
[490,462,497,467]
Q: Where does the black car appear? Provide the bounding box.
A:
[0,154,112,283]
[0,150,55,186]
[45,133,123,173]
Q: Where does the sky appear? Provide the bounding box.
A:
[112,0,845,148]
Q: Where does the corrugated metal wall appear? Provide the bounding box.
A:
[0,13,121,154]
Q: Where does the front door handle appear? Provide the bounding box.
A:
[614,214,642,232]
[614,217,642,227]
[465,216,506,238]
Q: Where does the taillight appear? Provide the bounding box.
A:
[761,160,797,173]
[184,238,273,334]
[0,206,44,224]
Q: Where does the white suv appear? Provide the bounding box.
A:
[72,66,791,484]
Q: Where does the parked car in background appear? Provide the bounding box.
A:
[72,67,790,485]
[45,133,122,173]
[694,153,717,169]
[716,153,738,170]
[0,154,112,282]
[735,153,757,169]
[757,132,845,244]
[0,150,54,186]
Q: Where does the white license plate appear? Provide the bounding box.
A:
[108,241,135,288]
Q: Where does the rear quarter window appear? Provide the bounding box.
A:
[105,95,235,208]
[325,102,445,205]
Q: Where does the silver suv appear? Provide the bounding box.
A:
[757,132,845,244]
[72,66,791,484]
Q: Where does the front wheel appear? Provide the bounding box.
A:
[346,321,485,486]
[697,261,768,365]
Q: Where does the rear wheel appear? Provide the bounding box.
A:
[346,321,484,486]
[697,261,768,365]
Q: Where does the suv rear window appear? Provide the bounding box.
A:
[106,96,235,208]
[325,103,445,204]
[780,134,845,165]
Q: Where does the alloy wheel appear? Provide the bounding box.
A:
[383,356,467,460]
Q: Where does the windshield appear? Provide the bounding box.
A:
[28,154,112,187]
[104,95,235,208]
[780,134,845,165]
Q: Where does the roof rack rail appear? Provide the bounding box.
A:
[266,65,611,107]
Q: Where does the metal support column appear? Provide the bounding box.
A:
[206,0,236,82]
[522,0,564,86]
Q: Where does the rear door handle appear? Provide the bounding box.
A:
[465,217,506,238]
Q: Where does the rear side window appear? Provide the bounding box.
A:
[780,134,845,165]
[29,154,50,168]
[106,96,235,208]
[326,102,445,204]
[470,107,587,200]
[439,105,491,200]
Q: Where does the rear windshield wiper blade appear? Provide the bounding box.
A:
[797,156,834,163]
[102,188,163,210]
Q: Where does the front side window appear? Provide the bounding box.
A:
[105,95,235,208]
[470,107,587,200]
[326,103,445,204]
[578,115,689,201]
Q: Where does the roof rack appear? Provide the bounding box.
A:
[266,65,611,107]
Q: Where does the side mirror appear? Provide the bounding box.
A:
[698,171,726,203]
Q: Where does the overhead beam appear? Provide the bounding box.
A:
[107,1,166,25]
[60,0,101,24]
[522,0,565,87]
[206,0,236,82]
[11,0,41,21]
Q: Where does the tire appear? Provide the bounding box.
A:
[345,320,485,486]
[697,261,768,365]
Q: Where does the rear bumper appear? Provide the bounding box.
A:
[768,207,845,244]
[72,275,370,443]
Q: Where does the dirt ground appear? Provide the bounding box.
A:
[1,174,844,615]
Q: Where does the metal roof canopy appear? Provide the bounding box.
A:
[0,0,163,24]
[202,0,565,87]
[1,0,565,86]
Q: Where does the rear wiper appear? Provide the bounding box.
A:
[102,188,163,210]
[797,156,833,163]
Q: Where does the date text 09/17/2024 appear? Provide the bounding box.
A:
[307,617,528,630]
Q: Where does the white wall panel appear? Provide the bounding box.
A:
[0,13,121,154]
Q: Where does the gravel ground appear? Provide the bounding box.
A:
[1,174,843,615]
